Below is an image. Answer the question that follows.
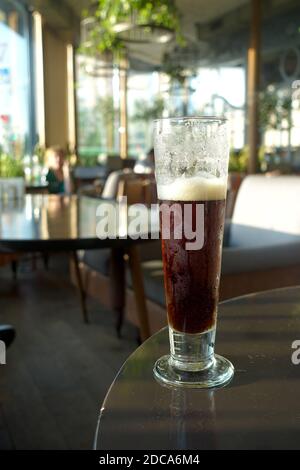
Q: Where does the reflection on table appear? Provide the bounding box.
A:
[0,195,159,249]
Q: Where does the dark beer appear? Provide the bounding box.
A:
[153,118,234,388]
[159,179,226,335]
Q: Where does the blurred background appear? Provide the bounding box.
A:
[1,0,300,451]
[1,0,300,177]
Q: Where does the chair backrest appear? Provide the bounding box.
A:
[72,166,106,193]
[102,169,158,204]
[122,158,136,170]
[122,175,157,206]
[226,173,245,218]
[230,175,300,247]
[101,169,135,199]
[106,156,123,173]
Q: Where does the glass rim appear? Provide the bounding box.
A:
[153,115,227,124]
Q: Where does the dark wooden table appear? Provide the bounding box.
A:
[95,286,300,450]
[0,195,159,339]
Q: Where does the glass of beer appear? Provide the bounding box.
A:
[153,117,234,388]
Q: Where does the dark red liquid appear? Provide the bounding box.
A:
[160,199,225,334]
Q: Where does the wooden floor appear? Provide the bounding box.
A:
[0,254,138,450]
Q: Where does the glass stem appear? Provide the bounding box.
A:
[169,327,216,372]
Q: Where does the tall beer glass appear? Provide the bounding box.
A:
[153,117,234,388]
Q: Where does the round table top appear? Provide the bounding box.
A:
[0,195,159,252]
[95,286,300,450]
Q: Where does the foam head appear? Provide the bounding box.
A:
[157,175,227,201]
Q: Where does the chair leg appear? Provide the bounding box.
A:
[115,307,123,339]
[109,248,125,338]
[71,251,89,324]
[11,260,18,280]
[128,245,150,342]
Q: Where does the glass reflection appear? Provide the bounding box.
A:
[168,389,217,450]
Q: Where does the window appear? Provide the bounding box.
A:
[0,0,33,157]
[127,71,165,157]
[190,67,246,149]
[127,67,246,155]
[76,54,120,164]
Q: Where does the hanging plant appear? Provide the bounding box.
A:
[162,62,188,85]
[81,0,184,57]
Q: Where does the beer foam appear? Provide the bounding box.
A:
[157,176,227,201]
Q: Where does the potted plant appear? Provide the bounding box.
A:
[0,153,25,199]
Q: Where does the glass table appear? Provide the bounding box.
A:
[95,286,300,450]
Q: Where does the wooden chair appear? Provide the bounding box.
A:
[71,172,157,336]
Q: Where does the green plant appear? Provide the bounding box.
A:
[229,147,248,173]
[81,0,183,56]
[229,146,268,173]
[33,144,46,165]
[161,52,196,85]
[0,154,24,178]
[259,85,292,132]
[101,96,116,151]
[133,96,165,122]
[77,154,100,167]
[162,62,187,85]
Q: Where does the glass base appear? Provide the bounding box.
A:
[153,354,234,389]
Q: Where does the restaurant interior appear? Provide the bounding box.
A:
[1,0,300,451]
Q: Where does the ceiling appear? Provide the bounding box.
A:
[24,0,300,69]
[23,0,251,66]
[24,0,251,43]
[66,0,251,45]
